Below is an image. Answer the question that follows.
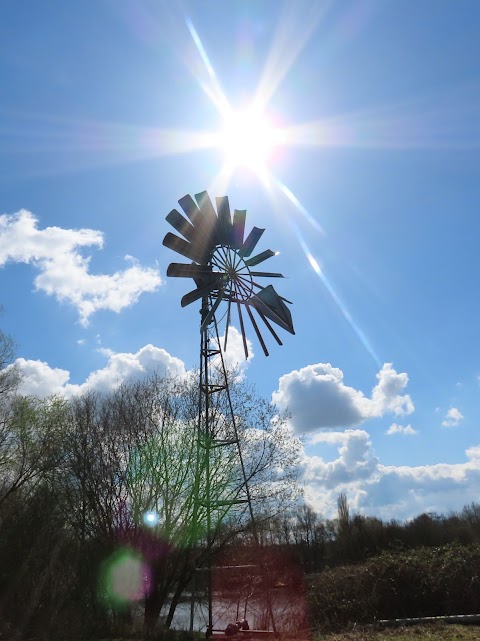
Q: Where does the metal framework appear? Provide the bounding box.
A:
[163,191,294,637]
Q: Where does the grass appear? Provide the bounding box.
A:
[99,624,480,641]
[317,623,480,641]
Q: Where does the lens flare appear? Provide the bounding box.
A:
[143,510,160,527]
[219,107,283,172]
[99,548,151,608]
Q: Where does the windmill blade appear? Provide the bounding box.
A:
[167,263,215,278]
[195,191,218,227]
[176,196,216,263]
[178,193,219,258]
[245,249,276,267]
[236,302,249,359]
[163,232,204,264]
[239,227,264,257]
[250,271,285,278]
[216,196,232,245]
[255,309,283,346]
[245,304,269,357]
[249,285,295,334]
[179,194,202,226]
[224,299,232,351]
[232,209,246,248]
[200,291,224,333]
[166,209,196,243]
[181,276,225,307]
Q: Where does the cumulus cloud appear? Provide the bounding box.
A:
[305,430,379,489]
[81,344,186,393]
[8,358,71,397]
[272,362,413,433]
[371,364,414,416]
[10,332,249,400]
[442,407,464,427]
[301,431,480,520]
[11,344,186,398]
[466,445,480,461]
[386,423,417,436]
[0,210,161,325]
[219,326,253,378]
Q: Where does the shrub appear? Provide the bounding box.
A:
[307,543,480,632]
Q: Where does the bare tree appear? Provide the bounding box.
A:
[57,373,301,633]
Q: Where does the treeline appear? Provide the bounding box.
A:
[0,333,300,640]
[255,494,480,574]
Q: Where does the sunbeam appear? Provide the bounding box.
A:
[295,227,380,366]
[255,175,379,364]
[275,178,324,233]
[185,18,231,119]
[0,112,220,180]
[255,1,331,109]
[281,85,480,151]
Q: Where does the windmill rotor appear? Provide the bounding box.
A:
[163,190,294,358]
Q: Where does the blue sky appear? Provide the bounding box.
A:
[1,0,480,520]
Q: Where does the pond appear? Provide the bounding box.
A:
[165,590,308,634]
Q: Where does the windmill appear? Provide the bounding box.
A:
[163,191,294,637]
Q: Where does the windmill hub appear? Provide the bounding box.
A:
[210,245,254,302]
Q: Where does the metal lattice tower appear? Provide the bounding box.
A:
[163,191,294,637]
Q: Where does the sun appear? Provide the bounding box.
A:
[218,106,283,174]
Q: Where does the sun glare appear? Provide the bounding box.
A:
[219,107,283,173]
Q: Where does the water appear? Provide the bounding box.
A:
[166,591,307,633]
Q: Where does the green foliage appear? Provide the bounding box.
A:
[307,543,480,632]
[0,394,66,506]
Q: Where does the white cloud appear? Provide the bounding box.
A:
[371,363,414,416]
[81,344,186,393]
[272,362,413,433]
[11,332,246,400]
[97,347,115,358]
[219,326,253,378]
[466,445,480,461]
[11,344,186,398]
[302,432,480,521]
[7,358,71,397]
[0,210,161,325]
[304,430,379,489]
[8,346,480,523]
[386,423,417,435]
[442,407,464,427]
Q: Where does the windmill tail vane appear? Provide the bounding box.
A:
[163,190,294,359]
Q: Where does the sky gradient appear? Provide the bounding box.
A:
[1,0,480,520]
